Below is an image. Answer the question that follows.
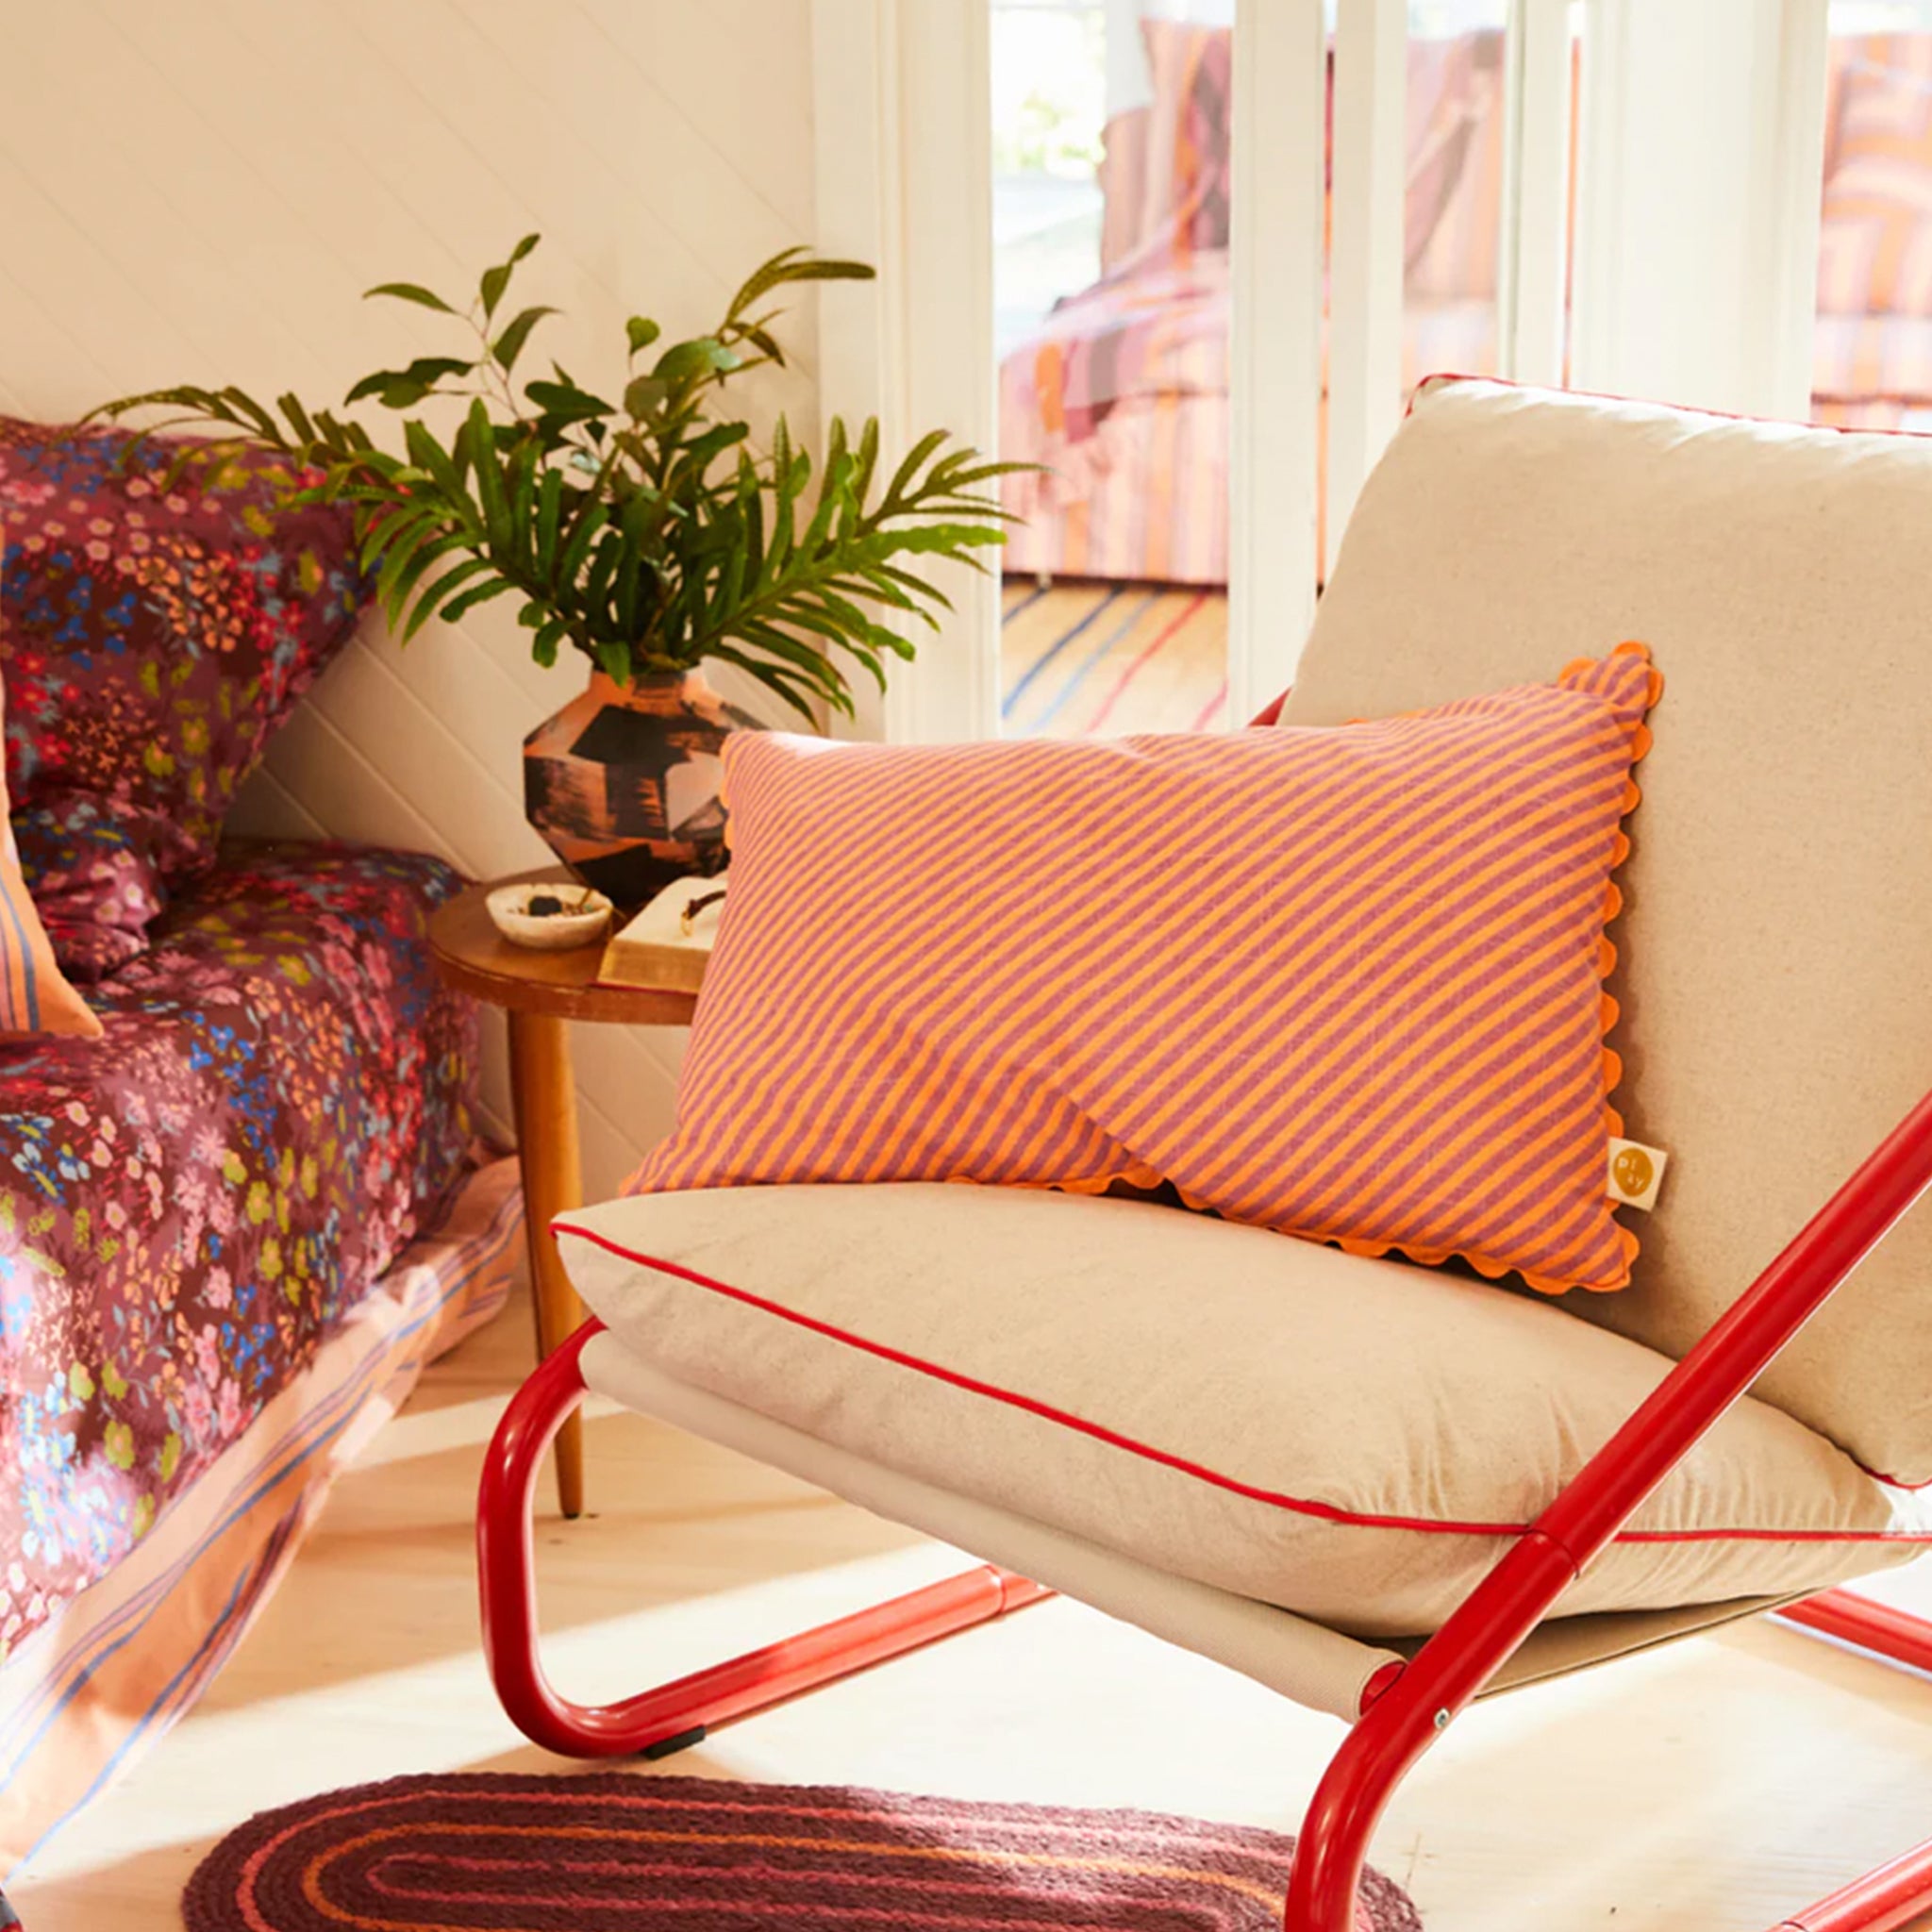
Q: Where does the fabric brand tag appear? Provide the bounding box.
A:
[1607,1138,1669,1211]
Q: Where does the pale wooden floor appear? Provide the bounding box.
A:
[14,1280,1932,1930]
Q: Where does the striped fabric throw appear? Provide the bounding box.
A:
[1819,35,1932,318]
[635,644,1660,1295]
[0,1161,519,1874]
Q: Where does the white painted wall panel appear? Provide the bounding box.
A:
[0,0,821,1193]
[1570,0,1827,421]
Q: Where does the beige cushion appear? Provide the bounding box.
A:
[558,1183,1929,1640]
[580,1328,1407,1724]
[581,1327,1818,1721]
[1288,377,1932,1483]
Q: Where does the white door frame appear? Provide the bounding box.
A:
[814,0,1835,742]
[1324,0,1408,575]
[1500,0,1576,389]
[811,0,1000,744]
[812,0,1329,741]
[1230,0,1329,717]
[1570,0,1828,419]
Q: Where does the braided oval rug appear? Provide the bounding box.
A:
[182,1773,1424,1930]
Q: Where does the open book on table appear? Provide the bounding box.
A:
[595,873,727,994]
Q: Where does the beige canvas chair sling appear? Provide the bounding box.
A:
[476,380,1932,1932]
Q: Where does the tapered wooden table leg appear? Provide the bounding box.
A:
[507,1009,586,1519]
[429,871,699,1516]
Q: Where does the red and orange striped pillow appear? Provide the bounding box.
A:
[1819,38,1932,316]
[633,643,1661,1295]
[1138,19,1233,260]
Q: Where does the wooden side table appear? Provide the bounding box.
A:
[428,869,698,1519]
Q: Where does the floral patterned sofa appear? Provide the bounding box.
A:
[0,419,519,1883]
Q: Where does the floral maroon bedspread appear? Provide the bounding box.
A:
[0,843,478,1667]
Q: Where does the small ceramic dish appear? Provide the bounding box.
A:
[487,880,613,951]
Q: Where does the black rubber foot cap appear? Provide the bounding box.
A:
[641,1724,708,1760]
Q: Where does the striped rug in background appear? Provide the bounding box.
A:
[184,1774,1424,1930]
[1003,577,1228,737]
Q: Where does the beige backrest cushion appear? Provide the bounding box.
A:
[1285,378,1932,1483]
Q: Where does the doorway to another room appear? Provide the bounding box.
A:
[991,0,1520,737]
[993,0,1234,735]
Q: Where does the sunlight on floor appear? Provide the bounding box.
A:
[13,1289,1932,1931]
[349,1390,625,1469]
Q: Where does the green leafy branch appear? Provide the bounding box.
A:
[93,238,1033,723]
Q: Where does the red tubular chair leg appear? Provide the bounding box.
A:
[476,1089,1932,1923]
[476,1318,1052,1758]
[1776,1590,1932,1675]
[1286,1090,1932,1931]
[1283,1537,1579,1929]
[1766,1838,1932,1932]
[1294,1580,1932,1932]
[1761,1592,1932,1930]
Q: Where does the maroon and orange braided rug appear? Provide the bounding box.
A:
[182,1773,1424,1929]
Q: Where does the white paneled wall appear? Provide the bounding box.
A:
[0,0,824,1195]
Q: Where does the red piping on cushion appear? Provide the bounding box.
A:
[1857,1458,1932,1491]
[553,1223,1932,1551]
[1407,369,1932,445]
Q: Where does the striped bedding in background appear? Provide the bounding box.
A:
[998,257,1233,590]
[997,28,1510,591]
[1007,28,1932,595]
[1002,578,1226,737]
[0,1157,520,1879]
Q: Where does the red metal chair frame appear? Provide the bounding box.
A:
[477,1088,1932,1931]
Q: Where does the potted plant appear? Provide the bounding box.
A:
[98,238,1022,902]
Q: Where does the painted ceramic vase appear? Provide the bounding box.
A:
[522,668,759,906]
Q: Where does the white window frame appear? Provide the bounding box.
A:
[1325,0,1408,574]
[1229,0,1329,715]
[811,0,1001,743]
[1570,0,1828,419]
[1326,0,1583,554]
[813,0,1329,740]
[811,0,1833,745]
[1501,0,1575,388]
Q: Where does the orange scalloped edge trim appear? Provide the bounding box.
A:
[1560,641,1662,1294]
[1004,641,1664,1300]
